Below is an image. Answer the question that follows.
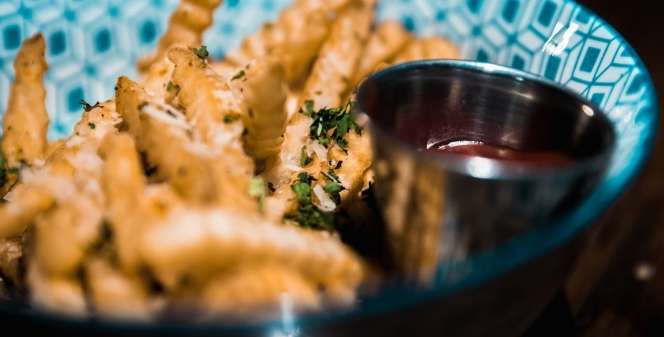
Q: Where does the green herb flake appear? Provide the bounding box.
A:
[166,81,181,94]
[302,101,361,151]
[231,70,246,81]
[192,45,209,60]
[0,153,19,188]
[302,100,315,116]
[323,182,344,204]
[287,205,335,231]
[88,122,96,130]
[299,146,313,167]
[322,169,341,184]
[80,99,102,112]
[248,177,266,211]
[223,113,241,123]
[286,172,335,231]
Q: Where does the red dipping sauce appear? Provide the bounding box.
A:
[425,140,573,166]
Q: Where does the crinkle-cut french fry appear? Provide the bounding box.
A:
[27,261,87,316]
[167,48,261,206]
[167,48,249,158]
[352,20,413,86]
[116,76,216,203]
[0,238,23,286]
[0,100,119,239]
[0,100,116,239]
[1,34,49,168]
[201,263,320,320]
[115,77,258,213]
[330,129,373,203]
[300,0,377,109]
[137,0,223,73]
[0,185,53,239]
[141,55,175,98]
[392,36,460,64]
[139,207,364,302]
[218,0,353,85]
[32,151,105,276]
[33,206,88,276]
[237,57,288,163]
[45,140,66,159]
[70,100,121,146]
[99,133,146,271]
[86,258,153,321]
[265,0,376,215]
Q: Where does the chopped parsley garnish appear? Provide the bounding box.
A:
[291,172,314,204]
[303,100,315,115]
[323,182,343,204]
[88,122,96,129]
[166,81,181,94]
[80,99,102,112]
[0,153,19,188]
[321,169,344,204]
[301,101,361,150]
[223,113,241,123]
[299,146,312,167]
[287,172,334,231]
[231,70,246,81]
[192,45,209,60]
[248,177,266,211]
[321,169,341,184]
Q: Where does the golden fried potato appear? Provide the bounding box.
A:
[201,263,320,320]
[265,0,376,217]
[0,238,23,286]
[99,133,146,271]
[218,0,354,85]
[137,0,223,72]
[86,258,153,320]
[140,206,364,305]
[352,20,412,85]
[0,185,53,239]
[1,34,49,168]
[392,36,460,63]
[237,58,288,164]
[27,261,86,316]
[115,76,215,203]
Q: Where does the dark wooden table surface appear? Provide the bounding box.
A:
[563,1,663,336]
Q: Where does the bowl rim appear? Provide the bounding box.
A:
[355,58,617,180]
[0,0,659,334]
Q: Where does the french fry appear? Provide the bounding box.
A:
[137,0,223,73]
[140,206,364,304]
[99,133,146,271]
[352,20,413,85]
[0,185,54,239]
[0,238,23,286]
[265,0,376,216]
[86,258,153,320]
[1,34,49,168]
[27,261,87,316]
[217,0,353,85]
[201,263,320,320]
[236,58,288,164]
[167,48,262,209]
[115,76,216,203]
[392,36,460,63]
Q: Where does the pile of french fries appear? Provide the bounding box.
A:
[0,0,458,321]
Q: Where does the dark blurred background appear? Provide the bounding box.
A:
[553,1,664,336]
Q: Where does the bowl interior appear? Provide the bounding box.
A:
[0,0,658,331]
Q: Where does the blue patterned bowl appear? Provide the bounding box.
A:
[0,0,658,336]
